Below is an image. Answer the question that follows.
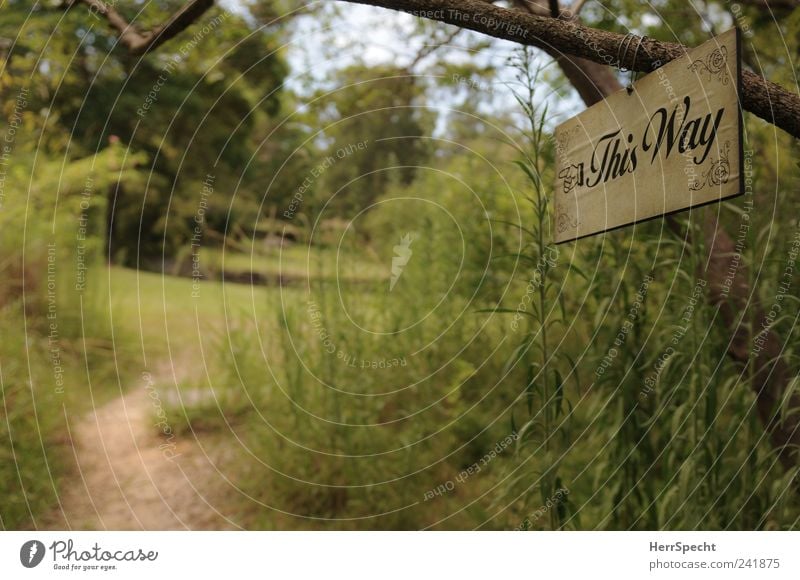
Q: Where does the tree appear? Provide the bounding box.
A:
[309,63,435,216]
[2,1,290,265]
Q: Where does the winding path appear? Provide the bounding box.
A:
[43,372,235,530]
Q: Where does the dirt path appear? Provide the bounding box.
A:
[43,372,237,530]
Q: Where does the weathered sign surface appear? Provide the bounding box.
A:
[553,28,742,243]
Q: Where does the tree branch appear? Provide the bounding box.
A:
[74,0,215,55]
[512,0,620,105]
[406,27,463,70]
[343,0,800,139]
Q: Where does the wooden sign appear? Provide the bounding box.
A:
[553,28,743,243]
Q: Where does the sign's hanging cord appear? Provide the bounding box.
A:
[628,36,648,93]
[617,34,649,94]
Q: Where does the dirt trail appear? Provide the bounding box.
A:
[43,371,237,530]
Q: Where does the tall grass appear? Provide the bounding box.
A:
[157,50,800,531]
[481,49,587,530]
[163,175,522,529]
[482,47,800,531]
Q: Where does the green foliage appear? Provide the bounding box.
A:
[305,63,436,216]
[1,1,291,266]
[0,136,138,528]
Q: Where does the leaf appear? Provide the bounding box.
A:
[476,307,537,320]
[491,219,537,239]
[527,362,538,415]
[502,340,531,376]
[558,290,567,320]
[512,159,542,189]
[491,252,541,266]
[565,262,589,281]
[554,369,564,418]
[516,417,538,443]
[510,409,517,438]
[564,353,580,393]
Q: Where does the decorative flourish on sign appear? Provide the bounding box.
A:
[690,141,731,190]
[688,45,729,84]
[556,212,579,234]
[558,164,584,194]
[555,126,579,158]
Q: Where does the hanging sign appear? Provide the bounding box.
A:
[553,28,743,243]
